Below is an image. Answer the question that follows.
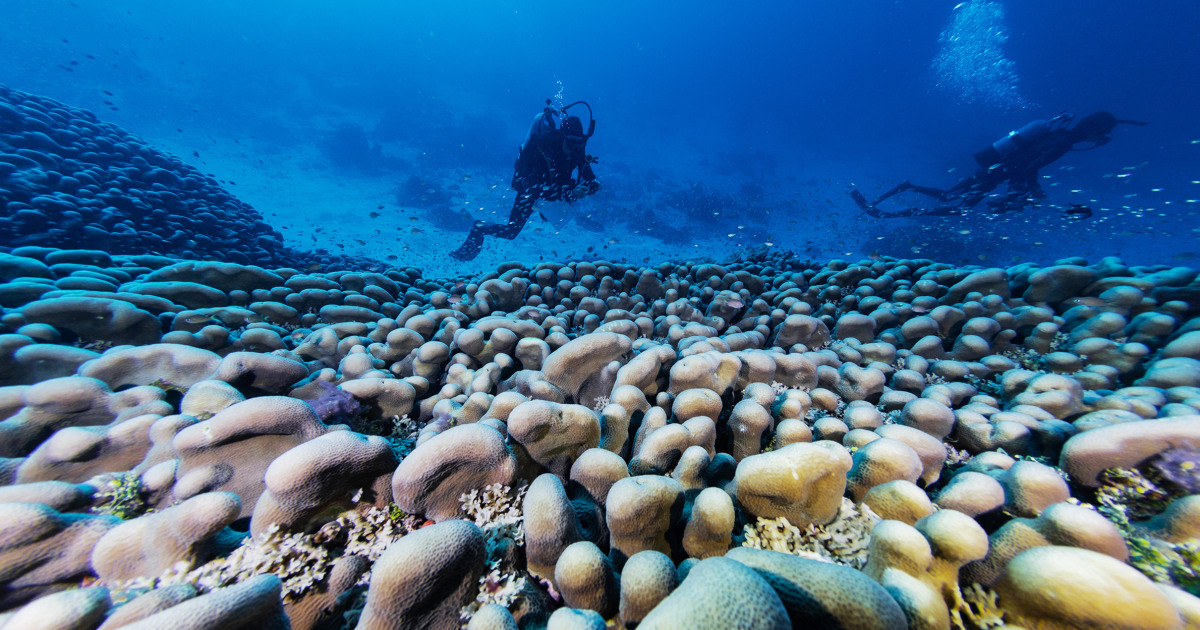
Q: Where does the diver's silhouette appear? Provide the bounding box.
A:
[850,111,1146,218]
[450,100,600,261]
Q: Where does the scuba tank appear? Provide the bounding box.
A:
[524,100,596,147]
[973,112,1071,168]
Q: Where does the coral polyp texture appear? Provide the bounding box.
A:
[2,243,1200,629]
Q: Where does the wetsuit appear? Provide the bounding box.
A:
[450,112,599,261]
[853,116,1105,218]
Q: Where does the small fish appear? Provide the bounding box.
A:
[369,211,380,218]
[412,228,423,234]
[1064,204,1093,219]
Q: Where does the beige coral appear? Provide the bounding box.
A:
[730,441,853,527]
[995,546,1183,629]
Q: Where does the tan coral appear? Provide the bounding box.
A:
[847,437,924,502]
[2,585,112,630]
[0,502,118,609]
[726,398,774,461]
[78,343,221,390]
[554,541,619,619]
[963,501,1128,586]
[875,424,947,486]
[993,459,1071,518]
[730,441,853,527]
[666,351,742,396]
[1059,416,1200,486]
[995,546,1183,630]
[670,388,723,422]
[933,472,1006,517]
[507,400,601,480]
[726,547,907,630]
[863,480,935,525]
[541,331,632,401]
[92,491,241,582]
[619,550,677,625]
[117,573,291,629]
[524,473,584,585]
[357,520,487,630]
[606,475,684,566]
[637,556,790,629]
[392,423,517,522]
[898,398,957,440]
[170,396,327,519]
[250,430,397,537]
[683,487,735,559]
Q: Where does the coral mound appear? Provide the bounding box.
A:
[1,249,1199,628]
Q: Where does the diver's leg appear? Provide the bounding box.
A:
[449,191,539,260]
[491,190,539,235]
[865,203,966,218]
[869,181,915,205]
[908,204,966,217]
[449,221,487,261]
[850,189,882,217]
[985,188,1030,214]
[906,184,954,201]
[490,191,539,240]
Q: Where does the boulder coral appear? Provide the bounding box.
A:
[1,231,1199,627]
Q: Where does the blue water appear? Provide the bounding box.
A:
[3,0,1198,275]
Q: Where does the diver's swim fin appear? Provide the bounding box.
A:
[850,189,882,218]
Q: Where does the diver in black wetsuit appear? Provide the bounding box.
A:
[449,100,600,261]
[850,111,1146,218]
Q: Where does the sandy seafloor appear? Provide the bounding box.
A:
[155,124,1200,282]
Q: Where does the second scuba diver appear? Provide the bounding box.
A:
[850,111,1146,218]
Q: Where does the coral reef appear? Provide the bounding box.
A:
[741,497,880,568]
[0,83,395,272]
[3,241,1200,628]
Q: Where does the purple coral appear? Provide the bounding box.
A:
[305,380,362,424]
[1145,446,1200,494]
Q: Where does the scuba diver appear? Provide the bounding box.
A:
[850,111,1146,218]
[449,100,600,261]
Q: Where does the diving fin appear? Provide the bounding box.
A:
[850,189,881,218]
